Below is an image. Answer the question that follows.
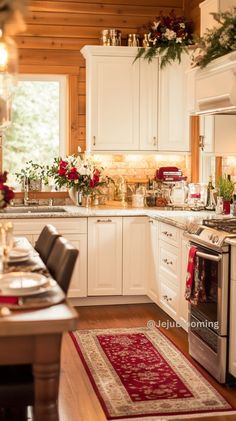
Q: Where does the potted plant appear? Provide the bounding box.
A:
[216,175,235,214]
[15,161,45,191]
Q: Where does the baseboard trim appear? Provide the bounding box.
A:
[69,295,152,307]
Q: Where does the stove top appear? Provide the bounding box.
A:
[202,218,236,233]
[185,217,236,251]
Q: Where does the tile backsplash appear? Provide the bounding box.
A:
[94,154,191,181]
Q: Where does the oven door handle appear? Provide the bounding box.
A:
[196,251,222,262]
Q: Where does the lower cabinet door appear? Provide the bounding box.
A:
[123,217,148,295]
[88,217,122,296]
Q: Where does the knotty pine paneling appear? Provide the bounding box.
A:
[18,0,185,154]
[184,0,203,34]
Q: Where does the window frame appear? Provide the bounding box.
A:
[0,65,79,197]
[3,73,68,165]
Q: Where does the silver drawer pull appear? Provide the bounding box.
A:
[96,219,112,223]
[163,258,173,265]
[163,295,172,302]
[153,136,157,146]
[93,135,96,146]
[196,251,222,262]
[162,231,173,238]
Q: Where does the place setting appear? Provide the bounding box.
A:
[0,223,65,311]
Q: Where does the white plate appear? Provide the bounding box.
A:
[0,272,49,295]
[9,248,30,260]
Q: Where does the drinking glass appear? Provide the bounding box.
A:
[1,222,13,271]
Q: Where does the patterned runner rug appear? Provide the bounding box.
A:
[70,327,236,420]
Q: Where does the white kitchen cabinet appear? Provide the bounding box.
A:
[88,216,122,295]
[158,54,190,152]
[199,114,236,183]
[200,0,236,36]
[214,115,236,155]
[123,217,148,295]
[11,218,87,298]
[81,46,159,152]
[82,47,140,151]
[157,223,180,320]
[139,59,158,151]
[147,218,159,304]
[82,45,190,153]
[229,245,236,377]
[159,275,178,320]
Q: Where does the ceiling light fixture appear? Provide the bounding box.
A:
[0,0,27,128]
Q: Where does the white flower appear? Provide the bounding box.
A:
[176,37,183,43]
[152,20,160,30]
[164,29,176,41]
[180,23,186,29]
[219,32,230,46]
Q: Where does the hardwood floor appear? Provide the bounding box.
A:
[59,303,236,421]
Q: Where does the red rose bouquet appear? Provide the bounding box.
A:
[136,10,194,68]
[50,154,108,195]
[0,171,14,208]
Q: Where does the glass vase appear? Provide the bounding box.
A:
[82,194,91,208]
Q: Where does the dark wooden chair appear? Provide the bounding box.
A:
[0,237,78,419]
[46,236,79,293]
[34,224,60,264]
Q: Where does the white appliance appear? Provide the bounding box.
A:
[191,52,236,115]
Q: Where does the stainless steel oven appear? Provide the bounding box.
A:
[187,241,229,383]
[183,218,236,383]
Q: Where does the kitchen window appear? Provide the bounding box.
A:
[2,74,68,188]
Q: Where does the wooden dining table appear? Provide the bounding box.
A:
[0,237,79,421]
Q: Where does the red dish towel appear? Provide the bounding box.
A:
[185,246,198,302]
[0,296,18,305]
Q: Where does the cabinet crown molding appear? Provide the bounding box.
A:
[81,45,140,59]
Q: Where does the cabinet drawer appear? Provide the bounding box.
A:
[159,222,179,246]
[159,240,179,284]
[12,217,87,235]
[159,278,178,319]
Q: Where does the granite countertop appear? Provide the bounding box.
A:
[0,204,216,230]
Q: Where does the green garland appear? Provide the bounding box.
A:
[196,9,236,68]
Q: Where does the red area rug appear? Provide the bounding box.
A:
[70,327,236,420]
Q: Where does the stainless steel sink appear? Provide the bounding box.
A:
[4,207,67,214]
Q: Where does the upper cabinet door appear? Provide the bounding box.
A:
[139,58,158,151]
[200,0,236,36]
[158,55,190,152]
[83,47,139,152]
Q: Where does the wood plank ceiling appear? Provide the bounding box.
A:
[17,0,202,154]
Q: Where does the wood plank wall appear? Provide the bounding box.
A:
[17,0,184,154]
[184,0,202,34]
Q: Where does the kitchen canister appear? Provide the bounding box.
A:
[132,194,144,208]
[100,29,121,46]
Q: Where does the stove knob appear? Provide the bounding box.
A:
[213,235,219,244]
[209,234,213,240]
